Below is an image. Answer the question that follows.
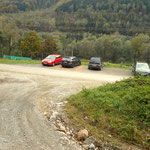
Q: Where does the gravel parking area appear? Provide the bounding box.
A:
[0,64,132,150]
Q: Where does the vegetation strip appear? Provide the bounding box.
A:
[65,76,150,148]
[0,59,41,64]
[0,59,132,70]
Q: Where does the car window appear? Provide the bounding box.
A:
[90,58,100,63]
[46,56,55,59]
[137,63,149,69]
[72,58,76,61]
[62,57,71,61]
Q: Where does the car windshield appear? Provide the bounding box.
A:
[137,63,149,69]
[46,55,55,59]
[62,57,71,61]
[90,58,100,63]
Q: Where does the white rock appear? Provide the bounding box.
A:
[89,143,95,150]
[43,112,47,115]
[77,129,88,141]
[57,123,66,132]
[84,116,88,120]
[108,134,112,138]
[66,131,70,135]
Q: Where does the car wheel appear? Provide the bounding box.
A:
[88,66,91,70]
[53,62,55,66]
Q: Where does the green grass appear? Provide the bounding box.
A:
[0,58,41,64]
[104,62,132,69]
[81,59,89,66]
[65,76,150,148]
[81,59,132,70]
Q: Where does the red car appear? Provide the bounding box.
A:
[42,54,63,66]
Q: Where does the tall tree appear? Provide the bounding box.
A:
[123,40,133,62]
[131,34,149,63]
[111,38,123,63]
[0,16,19,55]
[41,37,57,55]
[3,22,19,55]
[20,30,41,58]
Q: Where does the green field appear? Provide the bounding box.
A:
[65,76,150,148]
[0,58,41,64]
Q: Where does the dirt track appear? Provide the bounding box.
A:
[0,64,132,150]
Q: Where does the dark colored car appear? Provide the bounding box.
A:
[132,62,150,76]
[61,56,81,68]
[88,57,103,70]
[42,54,63,66]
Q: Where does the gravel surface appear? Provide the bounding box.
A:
[0,64,132,150]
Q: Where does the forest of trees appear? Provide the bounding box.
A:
[55,0,150,35]
[0,0,59,13]
[1,0,150,35]
[0,16,149,63]
[0,0,150,63]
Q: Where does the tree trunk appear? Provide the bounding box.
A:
[63,48,66,56]
[30,40,32,59]
[9,37,13,55]
[134,51,137,64]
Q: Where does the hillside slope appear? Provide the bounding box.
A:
[55,0,150,35]
[1,0,150,35]
[0,0,59,13]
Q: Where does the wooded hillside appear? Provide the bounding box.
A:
[1,0,150,35]
[0,0,59,13]
[1,0,150,63]
[55,0,150,35]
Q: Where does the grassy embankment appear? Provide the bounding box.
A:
[65,76,150,148]
[0,58,132,69]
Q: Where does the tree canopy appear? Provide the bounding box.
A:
[131,34,149,62]
[20,30,40,58]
